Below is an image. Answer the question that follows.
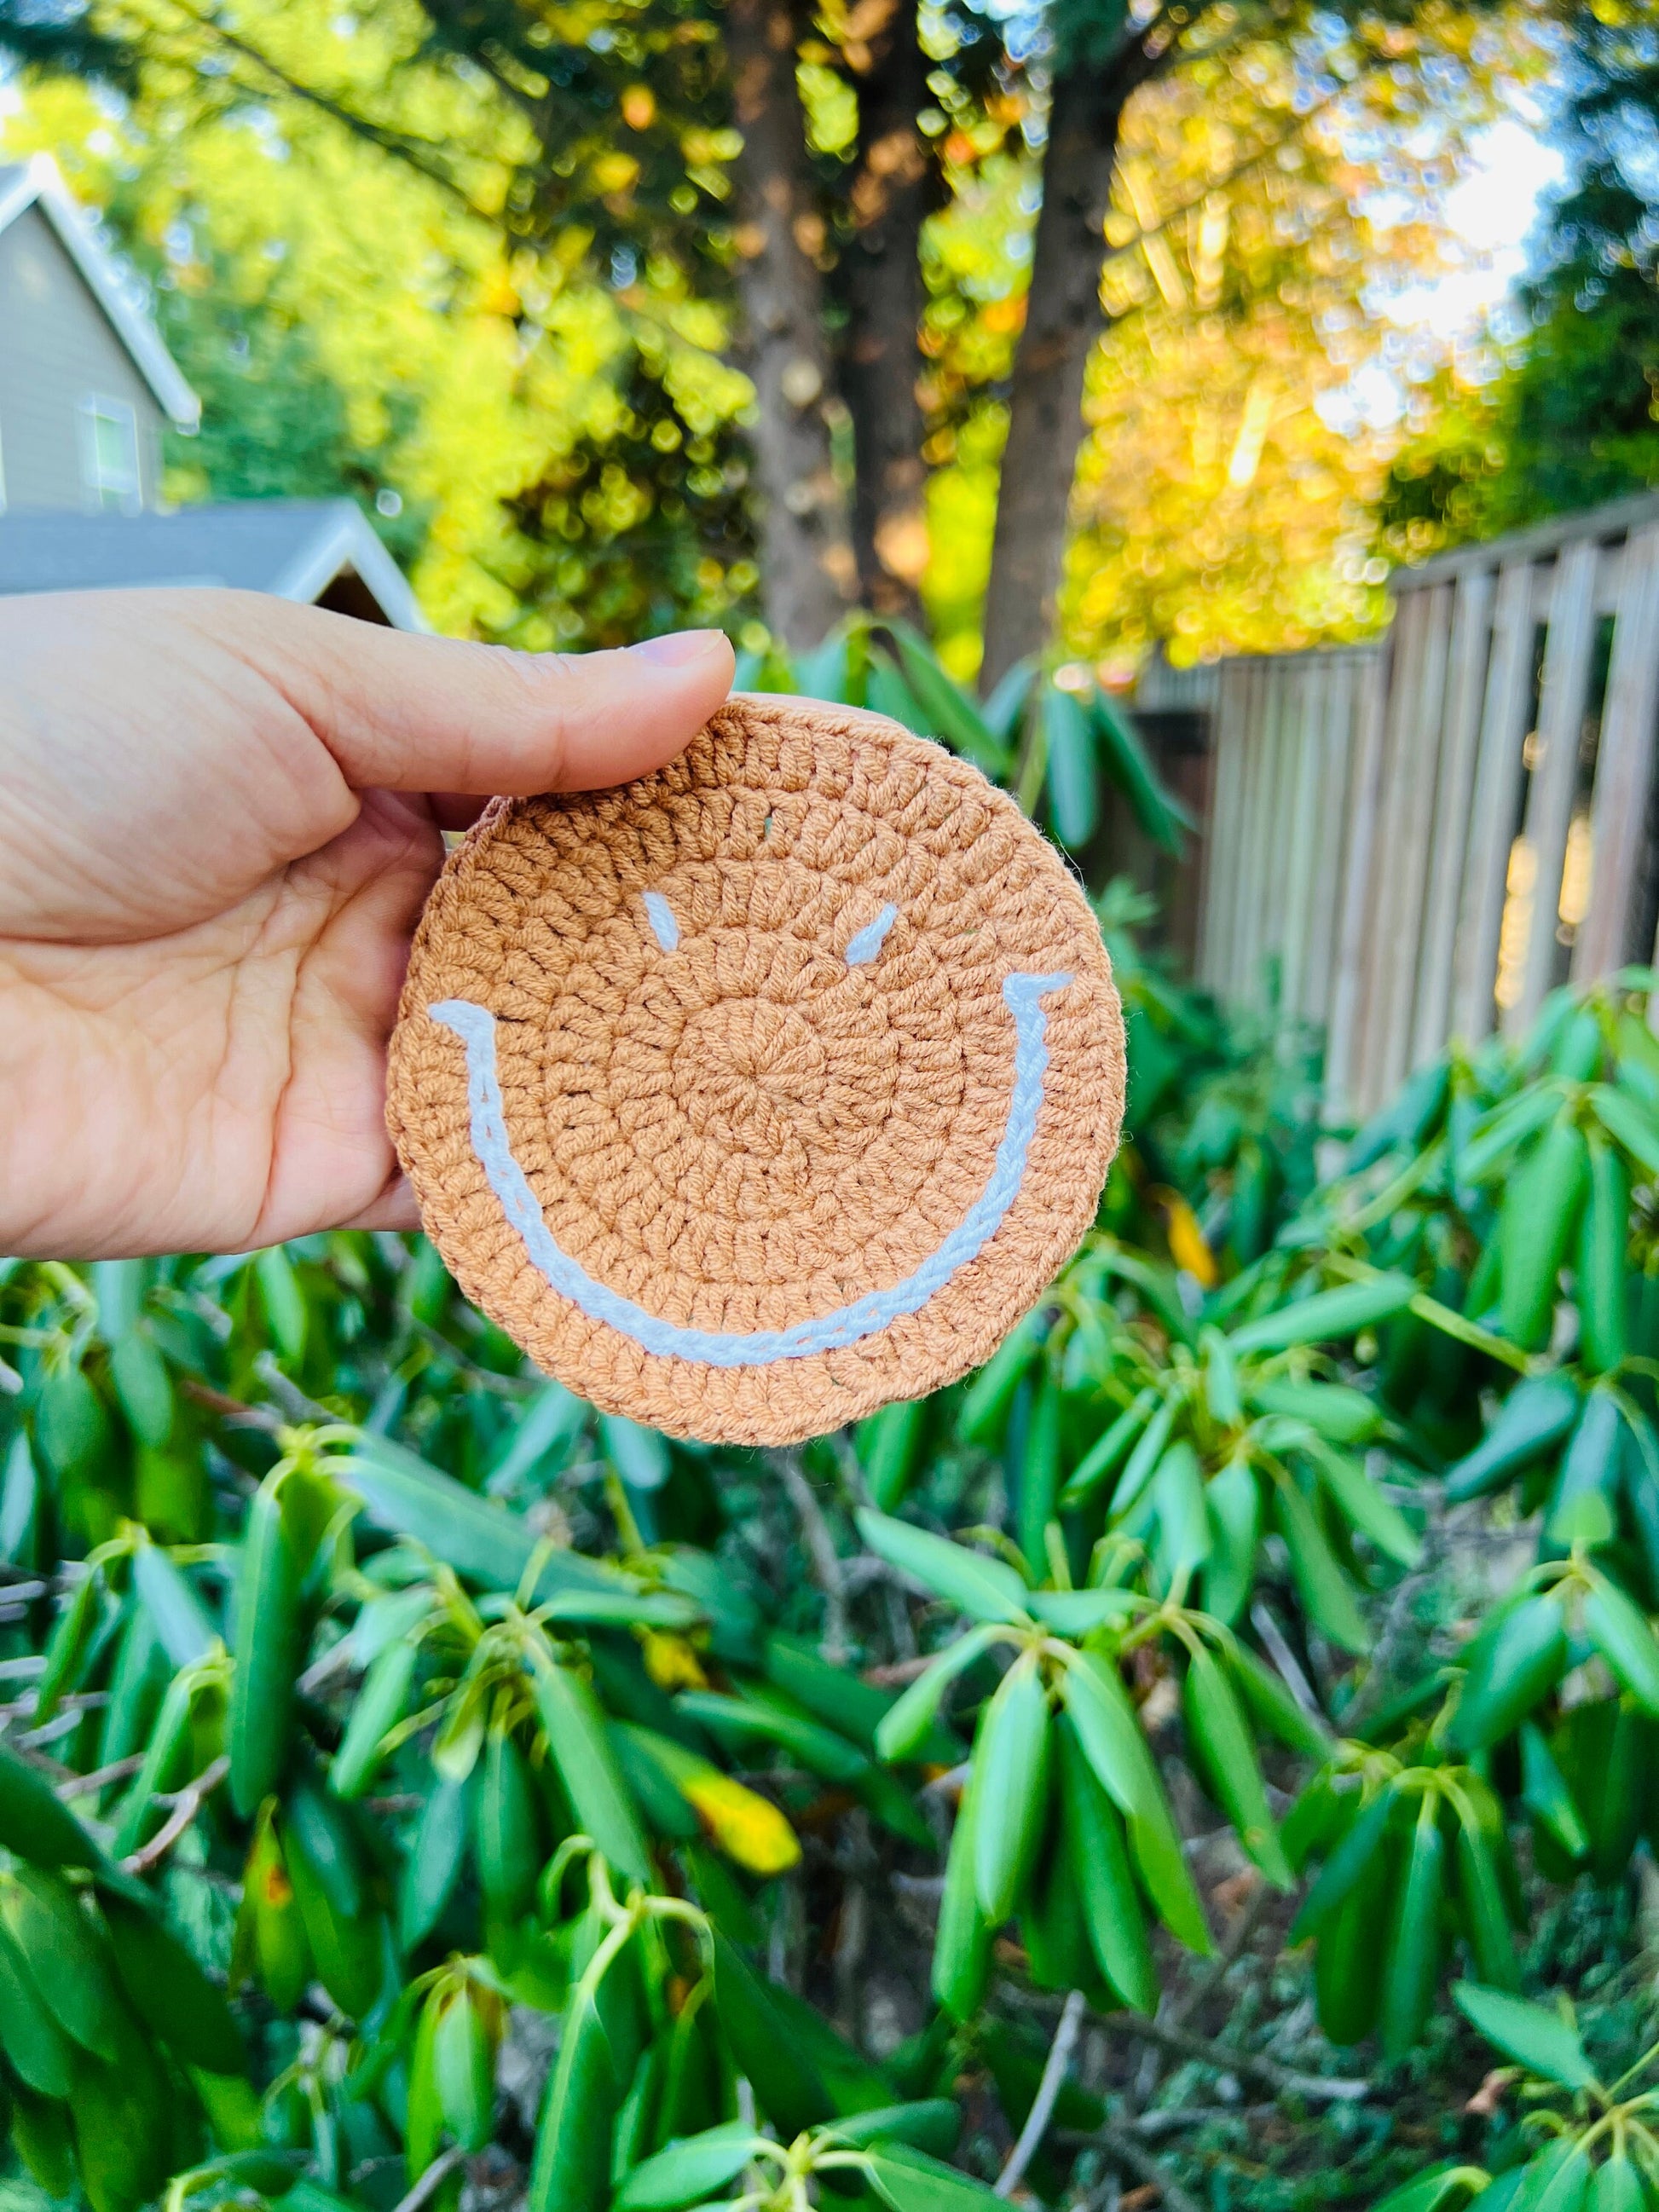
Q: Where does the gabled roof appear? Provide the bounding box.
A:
[0,153,199,428]
[0,500,427,629]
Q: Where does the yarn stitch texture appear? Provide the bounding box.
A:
[386,696,1126,1445]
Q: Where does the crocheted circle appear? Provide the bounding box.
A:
[387,696,1126,1445]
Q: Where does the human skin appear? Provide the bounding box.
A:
[0,589,733,1259]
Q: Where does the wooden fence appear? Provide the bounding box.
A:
[1186,490,1659,1120]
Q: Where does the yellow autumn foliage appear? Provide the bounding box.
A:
[676,1768,802,1876]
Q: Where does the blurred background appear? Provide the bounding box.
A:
[0,0,1602,678]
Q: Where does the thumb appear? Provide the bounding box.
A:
[242,598,737,794]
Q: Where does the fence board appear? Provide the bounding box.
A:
[1181,491,1659,1121]
[1236,661,1280,1006]
[1221,661,1264,1001]
[1197,669,1238,990]
[1258,661,1299,1008]
[1301,654,1359,1027]
[1514,537,1601,1030]
[1575,523,1659,978]
[1412,566,1496,1065]
[1376,583,1454,1100]
[1355,588,1431,1112]
[1325,646,1391,1119]
[1280,656,1330,1020]
[1453,558,1537,1043]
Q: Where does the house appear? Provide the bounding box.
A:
[0,154,421,628]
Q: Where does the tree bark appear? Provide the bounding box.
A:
[726,0,858,650]
[837,0,936,620]
[978,66,1124,690]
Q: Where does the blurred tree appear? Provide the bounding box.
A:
[1484,3,1659,526]
[0,0,1519,664]
[1377,6,1659,562]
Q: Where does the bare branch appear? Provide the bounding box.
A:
[1087,2122,1207,2212]
[1165,1880,1275,2033]
[121,1753,229,1875]
[768,1448,851,1663]
[997,1987,1086,2197]
[55,1753,146,1800]
[390,2146,468,2212]
[1094,2009,1368,2104]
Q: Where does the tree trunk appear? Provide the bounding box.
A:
[726,0,858,651]
[978,67,1124,690]
[837,0,936,621]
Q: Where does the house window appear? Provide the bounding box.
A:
[78,396,142,511]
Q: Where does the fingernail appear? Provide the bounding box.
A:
[627,628,727,667]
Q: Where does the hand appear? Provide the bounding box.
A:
[0,590,735,1259]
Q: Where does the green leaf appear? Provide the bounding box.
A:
[130,1542,216,1669]
[1227,1274,1417,1357]
[1290,1787,1395,1943]
[971,1654,1052,1923]
[1520,1720,1588,1860]
[614,2122,766,2212]
[337,1435,630,1603]
[1307,1445,1421,1568]
[1452,1984,1596,2090]
[711,1931,834,2138]
[1061,1653,1210,1951]
[675,1689,869,1785]
[1589,1083,1659,1177]
[1270,1480,1369,1655]
[1090,688,1192,852]
[1182,1646,1292,1886]
[1043,684,1100,847]
[824,2103,962,2155]
[1371,2168,1492,2212]
[854,1510,1030,1624]
[864,2142,1003,2212]
[1449,1596,1567,1753]
[879,619,1008,776]
[599,1416,671,1492]
[1581,1569,1659,1714]
[875,1624,1003,1762]
[1059,1389,1158,1511]
[531,1657,651,1885]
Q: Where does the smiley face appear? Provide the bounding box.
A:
[387,696,1125,1445]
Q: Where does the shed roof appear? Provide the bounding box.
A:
[0,499,426,629]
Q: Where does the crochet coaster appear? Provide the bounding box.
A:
[387,696,1126,1446]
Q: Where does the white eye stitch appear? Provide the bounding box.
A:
[843,903,899,967]
[642,892,679,952]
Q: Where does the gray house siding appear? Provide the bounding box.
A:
[0,204,164,511]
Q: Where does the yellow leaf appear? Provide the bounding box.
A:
[1165,1197,1217,1288]
[679,1771,801,1875]
[641,1631,708,1691]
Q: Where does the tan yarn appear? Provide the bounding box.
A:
[386,695,1126,1446]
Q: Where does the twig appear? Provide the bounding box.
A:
[179,1377,284,1433]
[1087,2123,1207,2212]
[405,1315,537,1397]
[56,1753,146,1800]
[864,1653,937,1686]
[1095,2010,1367,2103]
[389,2146,468,2212]
[997,1987,1086,2197]
[1248,1603,1321,1720]
[297,1640,358,1700]
[121,1753,229,1874]
[254,1354,336,1426]
[1341,1567,1431,1737]
[1165,1880,1274,2032]
[768,1448,851,1664]
[1059,2105,1274,2144]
